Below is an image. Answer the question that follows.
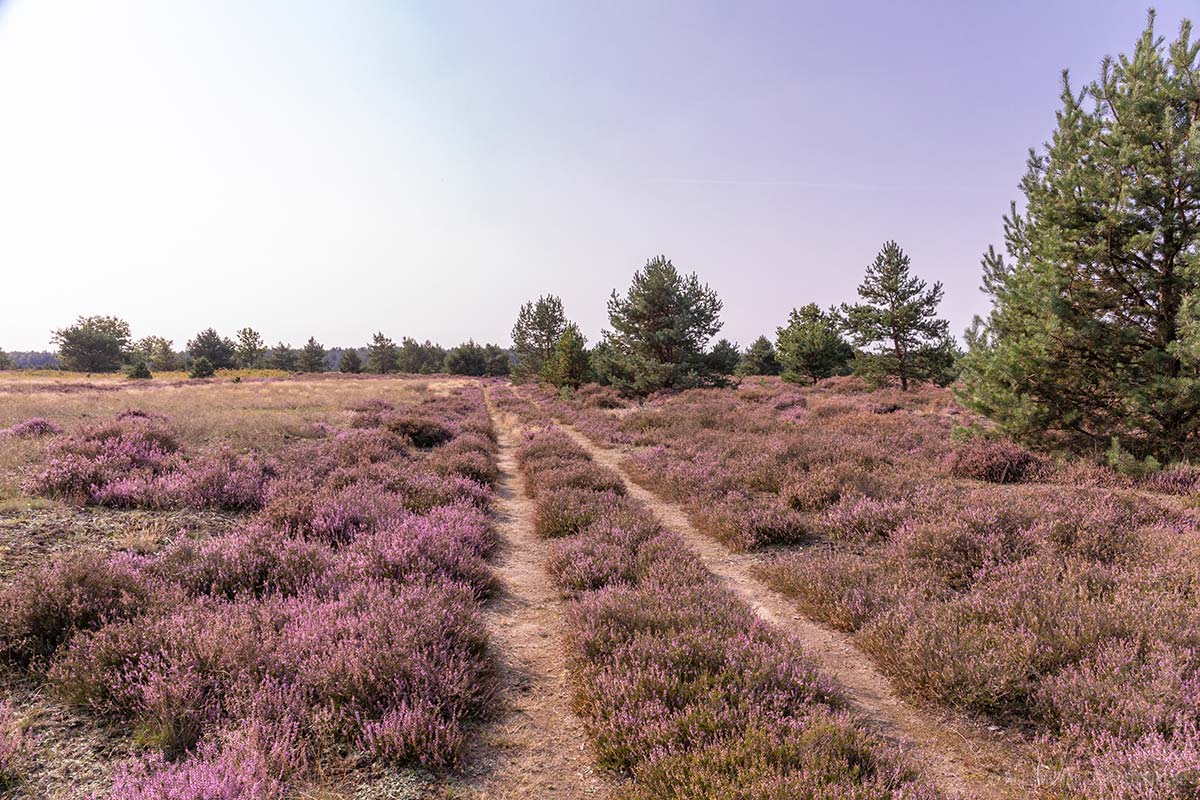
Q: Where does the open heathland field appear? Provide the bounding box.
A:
[2,372,1199,799]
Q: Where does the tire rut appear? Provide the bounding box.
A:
[455,390,611,799]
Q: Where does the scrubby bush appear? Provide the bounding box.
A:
[943,438,1050,483]
[189,356,216,379]
[1,417,61,437]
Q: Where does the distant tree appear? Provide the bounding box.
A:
[706,339,741,380]
[0,349,13,371]
[736,335,781,376]
[600,256,725,395]
[339,348,363,374]
[188,356,215,379]
[959,13,1200,460]
[234,328,267,369]
[298,337,327,373]
[134,336,178,371]
[187,328,236,371]
[366,332,400,374]
[484,344,511,377]
[444,340,487,376]
[444,341,510,376]
[397,337,446,374]
[125,358,152,380]
[511,295,568,382]
[841,241,949,390]
[541,324,590,388]
[268,342,297,371]
[776,304,854,385]
[52,315,132,372]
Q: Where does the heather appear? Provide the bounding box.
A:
[0,383,501,796]
[535,377,1200,796]
[0,417,62,438]
[502,386,940,799]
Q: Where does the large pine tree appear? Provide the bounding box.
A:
[597,256,725,395]
[960,13,1200,459]
[841,242,949,390]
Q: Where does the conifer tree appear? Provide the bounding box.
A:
[511,295,568,382]
[706,339,741,380]
[187,328,236,370]
[339,348,363,374]
[776,304,854,385]
[234,328,266,369]
[541,324,591,388]
[268,342,297,371]
[841,242,949,390]
[598,256,725,395]
[0,350,11,371]
[366,332,400,374]
[960,13,1200,459]
[736,335,781,376]
[298,337,327,373]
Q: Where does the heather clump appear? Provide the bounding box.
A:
[1,416,62,437]
[0,551,166,665]
[943,437,1051,483]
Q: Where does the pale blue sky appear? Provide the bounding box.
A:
[0,1,1192,350]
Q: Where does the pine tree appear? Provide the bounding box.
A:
[234,328,266,369]
[599,256,725,395]
[0,350,11,371]
[776,304,854,385]
[960,13,1200,459]
[298,337,327,373]
[366,332,400,374]
[541,324,590,388]
[511,295,568,382]
[339,349,363,374]
[841,242,949,390]
[706,339,741,380]
[187,328,236,370]
[736,335,781,376]
[268,342,297,371]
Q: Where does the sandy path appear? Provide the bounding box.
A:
[457,391,610,800]
[552,421,1034,800]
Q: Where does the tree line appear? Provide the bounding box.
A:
[29,321,511,379]
[509,245,954,394]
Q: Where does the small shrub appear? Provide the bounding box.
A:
[943,438,1049,484]
[1,417,62,437]
[126,359,152,380]
[533,488,626,538]
[189,357,216,379]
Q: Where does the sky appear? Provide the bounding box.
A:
[0,0,1194,351]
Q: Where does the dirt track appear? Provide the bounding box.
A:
[457,392,610,799]
[552,419,1034,800]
